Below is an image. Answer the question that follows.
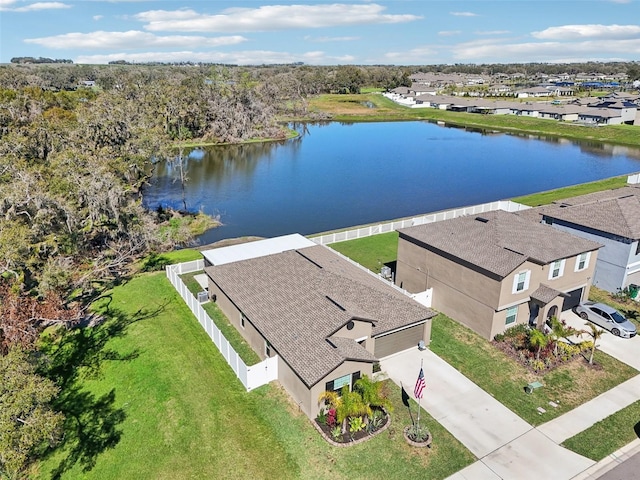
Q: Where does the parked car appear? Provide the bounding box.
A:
[574,302,637,338]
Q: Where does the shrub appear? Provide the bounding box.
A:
[331,425,342,441]
[367,409,385,433]
[406,424,430,442]
[349,416,366,439]
[326,408,337,428]
[316,408,327,425]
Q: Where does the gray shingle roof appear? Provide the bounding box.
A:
[206,245,435,388]
[543,187,640,239]
[530,284,564,304]
[326,337,377,363]
[398,210,601,278]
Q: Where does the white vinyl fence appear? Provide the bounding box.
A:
[166,261,278,391]
[311,200,530,245]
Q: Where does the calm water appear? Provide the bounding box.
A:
[143,121,640,245]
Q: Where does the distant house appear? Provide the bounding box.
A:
[516,87,552,98]
[577,108,624,125]
[522,186,640,294]
[395,211,601,340]
[203,234,436,419]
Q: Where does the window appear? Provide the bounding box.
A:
[512,270,530,293]
[265,341,272,357]
[636,241,640,256]
[241,314,246,329]
[575,252,590,272]
[548,259,565,280]
[324,371,360,395]
[505,306,518,325]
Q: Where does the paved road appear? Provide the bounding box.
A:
[597,451,640,480]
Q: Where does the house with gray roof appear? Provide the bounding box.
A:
[204,235,436,419]
[395,210,601,340]
[522,186,640,294]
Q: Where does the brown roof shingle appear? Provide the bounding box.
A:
[398,210,601,278]
[206,245,435,387]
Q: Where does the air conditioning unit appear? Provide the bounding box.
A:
[380,266,392,280]
[197,291,209,303]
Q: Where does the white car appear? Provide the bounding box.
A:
[574,302,637,338]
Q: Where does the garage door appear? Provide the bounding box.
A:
[562,288,583,311]
[374,323,424,358]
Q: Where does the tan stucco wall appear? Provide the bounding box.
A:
[397,237,600,340]
[310,361,374,419]
[332,320,374,353]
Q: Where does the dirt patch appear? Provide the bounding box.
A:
[197,236,264,251]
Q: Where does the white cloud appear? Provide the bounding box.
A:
[0,1,70,11]
[450,11,478,17]
[533,24,640,40]
[385,45,439,62]
[304,35,360,42]
[93,14,103,20]
[438,30,461,36]
[75,49,354,65]
[450,37,640,62]
[135,4,421,32]
[24,30,247,50]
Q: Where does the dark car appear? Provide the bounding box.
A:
[574,302,637,338]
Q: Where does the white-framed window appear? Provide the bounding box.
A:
[548,259,566,280]
[505,306,518,325]
[512,270,531,294]
[575,252,591,272]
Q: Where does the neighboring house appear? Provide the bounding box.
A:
[516,87,552,98]
[203,234,436,419]
[577,108,624,125]
[395,210,601,340]
[523,186,640,294]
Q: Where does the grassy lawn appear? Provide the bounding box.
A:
[562,400,640,461]
[330,232,399,274]
[35,267,475,479]
[513,176,628,206]
[429,314,637,426]
[307,93,640,148]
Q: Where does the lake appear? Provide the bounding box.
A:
[143,121,640,245]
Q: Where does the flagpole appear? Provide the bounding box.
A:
[417,358,423,430]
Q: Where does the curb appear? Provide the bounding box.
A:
[571,438,640,479]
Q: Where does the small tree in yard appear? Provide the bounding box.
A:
[580,323,606,365]
[529,328,549,361]
[549,317,574,357]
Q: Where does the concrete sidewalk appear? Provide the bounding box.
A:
[537,375,640,444]
[381,348,595,480]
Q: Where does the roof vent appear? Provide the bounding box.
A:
[475,216,489,223]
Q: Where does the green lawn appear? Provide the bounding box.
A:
[36,267,475,479]
[513,176,628,206]
[562,400,640,461]
[429,314,637,426]
[330,232,399,273]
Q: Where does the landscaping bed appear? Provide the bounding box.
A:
[314,407,390,445]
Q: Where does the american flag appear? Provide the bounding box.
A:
[414,367,426,399]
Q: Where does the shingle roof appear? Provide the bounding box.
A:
[543,192,640,239]
[398,210,601,278]
[530,284,564,304]
[206,245,435,388]
[326,337,377,363]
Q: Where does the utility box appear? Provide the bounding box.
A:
[197,291,209,303]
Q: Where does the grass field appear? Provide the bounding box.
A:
[512,176,629,206]
[562,400,640,461]
[307,93,640,148]
[35,253,475,480]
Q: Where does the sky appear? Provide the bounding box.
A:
[0,0,639,65]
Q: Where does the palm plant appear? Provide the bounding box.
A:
[580,322,606,365]
[354,374,393,414]
[337,386,368,426]
[317,389,341,412]
[549,317,574,356]
[529,328,549,361]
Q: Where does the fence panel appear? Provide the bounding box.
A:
[166,263,276,392]
[311,200,529,245]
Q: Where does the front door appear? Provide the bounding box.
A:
[529,303,540,326]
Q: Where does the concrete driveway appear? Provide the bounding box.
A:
[381,348,595,480]
[560,309,640,370]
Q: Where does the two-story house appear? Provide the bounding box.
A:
[395,210,602,340]
[524,186,640,294]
